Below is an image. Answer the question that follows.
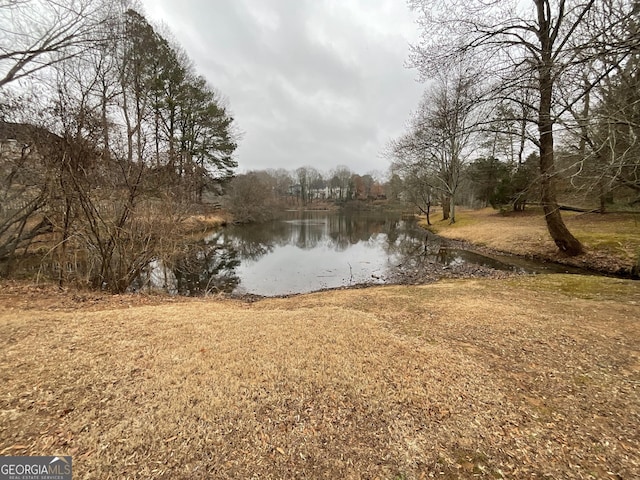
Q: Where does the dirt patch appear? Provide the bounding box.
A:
[1,275,639,478]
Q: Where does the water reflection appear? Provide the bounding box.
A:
[173,235,241,295]
[144,211,425,296]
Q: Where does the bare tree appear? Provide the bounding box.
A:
[409,0,640,254]
[559,2,640,209]
[330,165,352,200]
[391,67,479,223]
[224,172,277,223]
[390,157,436,224]
[269,168,295,202]
[0,0,107,89]
[306,167,324,202]
[482,89,536,169]
[0,3,239,290]
[295,166,311,205]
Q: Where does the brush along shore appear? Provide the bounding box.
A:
[1,275,638,479]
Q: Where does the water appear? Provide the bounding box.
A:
[142,210,595,297]
[165,211,420,296]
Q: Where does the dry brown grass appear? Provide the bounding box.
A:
[182,213,229,234]
[1,275,639,479]
[427,208,640,273]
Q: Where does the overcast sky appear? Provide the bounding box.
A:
[140,0,424,176]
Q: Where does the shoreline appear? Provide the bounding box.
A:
[421,208,640,279]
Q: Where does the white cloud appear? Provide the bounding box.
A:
[141,0,424,175]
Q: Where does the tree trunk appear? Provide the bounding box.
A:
[449,193,456,224]
[441,196,450,220]
[513,198,526,212]
[101,83,110,157]
[536,1,583,256]
[59,197,72,288]
[538,93,583,255]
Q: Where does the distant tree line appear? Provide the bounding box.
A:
[0,0,237,291]
[225,158,544,226]
[224,166,390,223]
[391,0,640,255]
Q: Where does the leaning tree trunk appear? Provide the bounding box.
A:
[538,94,583,255]
[536,3,583,256]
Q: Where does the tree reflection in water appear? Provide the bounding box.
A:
[142,211,440,296]
[172,234,242,295]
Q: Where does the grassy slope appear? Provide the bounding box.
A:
[1,276,639,479]
[425,207,640,273]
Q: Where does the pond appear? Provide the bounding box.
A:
[143,210,593,297]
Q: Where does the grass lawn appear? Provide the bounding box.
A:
[1,275,639,479]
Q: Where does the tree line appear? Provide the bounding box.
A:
[224,166,389,223]
[223,161,540,226]
[0,0,237,291]
[390,0,640,256]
